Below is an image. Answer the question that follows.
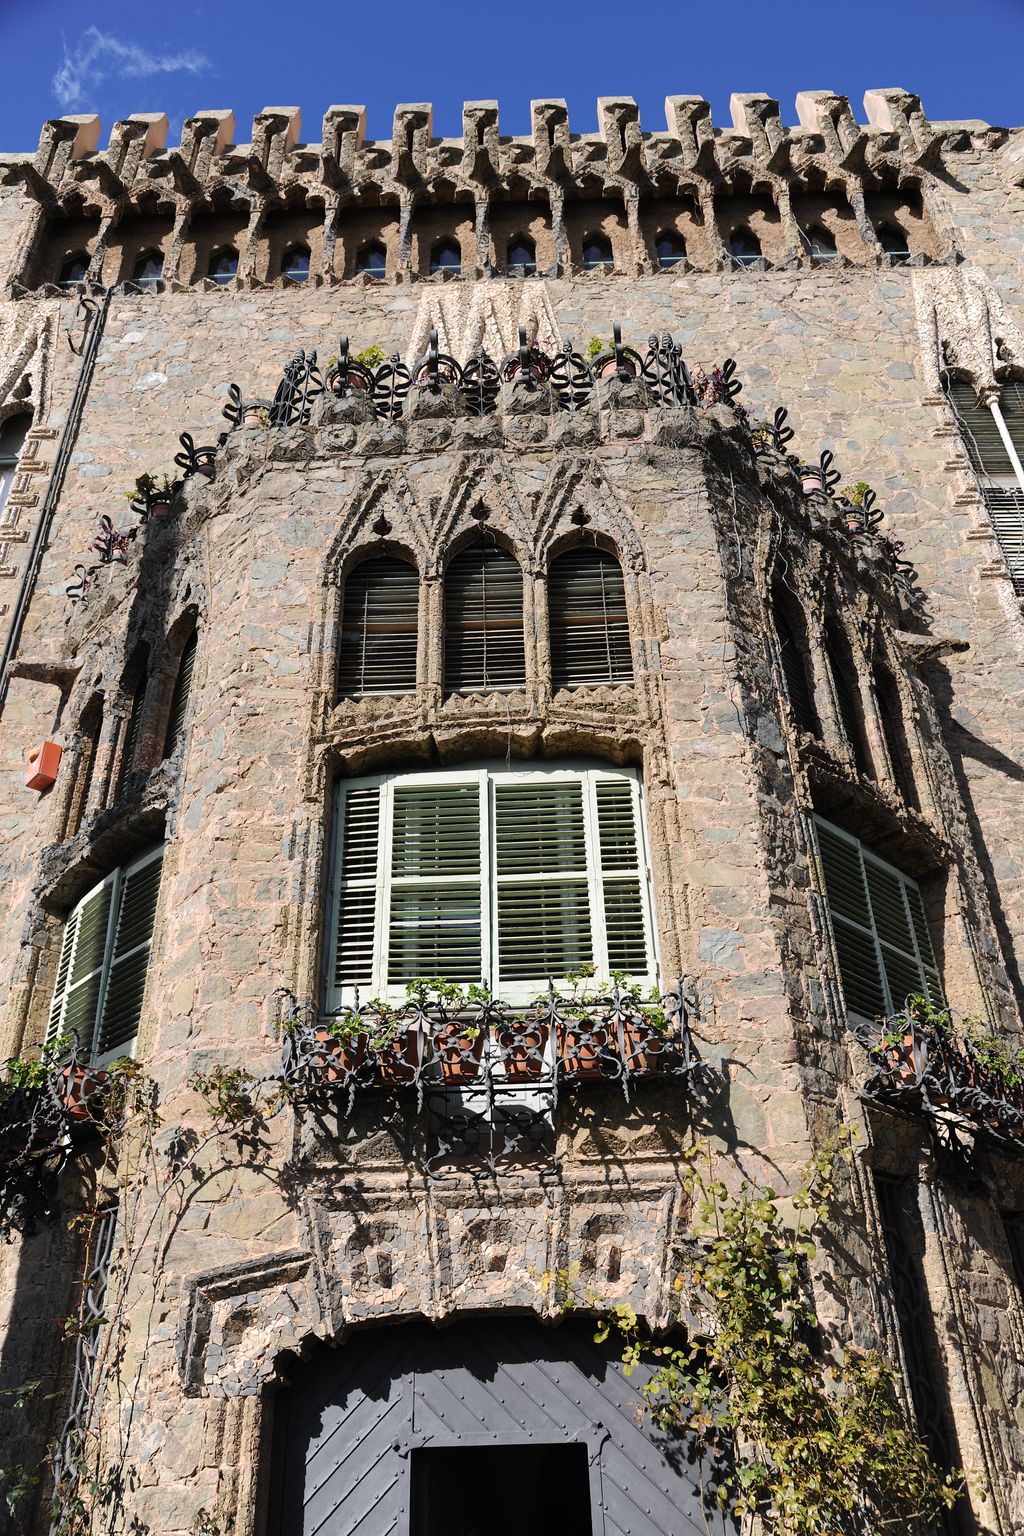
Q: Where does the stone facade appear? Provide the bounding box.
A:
[0,87,1022,1535]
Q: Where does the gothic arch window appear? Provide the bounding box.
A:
[506,236,536,275]
[549,546,634,689]
[58,252,89,288]
[208,246,238,285]
[582,234,613,272]
[876,221,910,264]
[770,583,818,736]
[65,693,103,839]
[806,224,837,263]
[430,238,462,277]
[327,762,657,1005]
[655,230,686,269]
[729,226,761,266]
[338,555,419,698]
[873,664,918,808]
[443,542,526,695]
[356,241,387,280]
[0,412,31,521]
[163,628,198,759]
[132,249,164,286]
[825,626,871,777]
[47,844,164,1064]
[944,375,1024,594]
[282,244,311,282]
[116,649,149,796]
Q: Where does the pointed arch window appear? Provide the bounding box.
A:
[117,661,148,795]
[806,225,837,263]
[444,544,526,694]
[132,250,163,286]
[582,235,613,272]
[430,238,462,277]
[655,230,686,269]
[770,585,818,736]
[66,695,103,839]
[729,227,761,266]
[338,556,419,697]
[825,628,872,777]
[47,845,164,1064]
[507,237,536,274]
[58,253,88,288]
[327,763,657,1006]
[282,244,311,282]
[0,413,31,522]
[209,246,238,285]
[356,242,387,280]
[874,665,918,808]
[549,547,633,689]
[163,630,198,758]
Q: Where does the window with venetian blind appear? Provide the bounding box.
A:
[327,764,657,1006]
[443,544,526,694]
[549,547,634,689]
[163,630,197,758]
[47,846,164,1063]
[338,556,419,697]
[815,817,942,1021]
[945,376,1024,594]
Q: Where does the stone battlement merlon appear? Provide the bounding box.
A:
[0,89,1016,209]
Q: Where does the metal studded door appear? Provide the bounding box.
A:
[267,1317,731,1536]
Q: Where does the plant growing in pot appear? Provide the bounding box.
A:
[497,1013,550,1080]
[309,1013,370,1080]
[125,471,178,521]
[326,341,383,394]
[615,977,669,1076]
[555,965,613,1080]
[367,997,421,1084]
[407,978,488,1083]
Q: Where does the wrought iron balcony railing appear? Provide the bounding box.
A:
[853,1007,1024,1150]
[280,980,723,1173]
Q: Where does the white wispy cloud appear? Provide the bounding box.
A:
[53,27,210,111]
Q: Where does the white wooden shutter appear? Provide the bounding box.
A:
[549,548,633,689]
[594,777,650,974]
[332,786,382,991]
[387,783,483,983]
[96,847,163,1060]
[982,488,1024,595]
[163,631,197,756]
[338,558,419,697]
[443,546,526,694]
[493,780,592,982]
[816,817,943,1020]
[947,379,1019,484]
[47,876,116,1047]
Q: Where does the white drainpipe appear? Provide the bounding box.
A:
[987,396,1024,493]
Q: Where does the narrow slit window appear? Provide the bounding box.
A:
[355,242,387,280]
[132,250,163,286]
[873,666,918,807]
[806,225,837,263]
[443,544,526,695]
[58,253,88,288]
[430,239,461,277]
[338,556,419,697]
[506,237,536,274]
[770,588,818,736]
[815,816,943,1021]
[826,629,872,777]
[209,246,238,284]
[0,413,31,522]
[549,547,633,689]
[163,630,198,758]
[328,764,656,1007]
[876,221,910,264]
[655,230,686,269]
[729,226,761,266]
[282,244,311,282]
[581,235,613,271]
[117,666,148,795]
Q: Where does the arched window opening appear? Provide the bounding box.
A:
[132,250,164,286]
[356,241,387,280]
[328,763,657,1005]
[58,253,89,288]
[729,226,761,266]
[163,630,198,759]
[430,238,462,277]
[116,660,148,796]
[65,695,103,839]
[444,544,526,695]
[0,413,31,521]
[549,547,633,689]
[581,235,613,272]
[770,586,818,736]
[806,225,837,263]
[338,556,419,697]
[506,237,536,275]
[209,246,238,285]
[47,845,164,1064]
[655,230,686,269]
[876,221,910,264]
[825,628,871,777]
[944,376,1024,594]
[282,244,311,282]
[874,666,918,808]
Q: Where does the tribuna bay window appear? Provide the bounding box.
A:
[47,846,163,1064]
[815,817,942,1021]
[327,764,657,1007]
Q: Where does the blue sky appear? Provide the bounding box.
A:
[1,0,1022,150]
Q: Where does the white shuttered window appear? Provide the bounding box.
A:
[47,846,163,1063]
[815,817,942,1021]
[327,764,657,1006]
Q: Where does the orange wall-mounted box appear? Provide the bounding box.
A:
[26,740,62,791]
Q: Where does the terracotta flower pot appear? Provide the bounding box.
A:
[801,474,824,495]
[311,1026,367,1080]
[432,1023,485,1083]
[58,1065,108,1123]
[599,357,638,380]
[622,1022,665,1077]
[149,500,172,520]
[559,1023,610,1080]
[241,406,266,427]
[881,1029,927,1086]
[376,1028,420,1084]
[330,369,368,395]
[498,1022,549,1081]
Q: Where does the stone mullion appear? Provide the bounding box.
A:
[162,199,192,286]
[397,195,415,281]
[474,195,491,279]
[526,568,549,706]
[421,570,443,706]
[321,195,342,283]
[239,198,267,287]
[547,187,568,277]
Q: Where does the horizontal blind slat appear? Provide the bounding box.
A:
[444,545,526,693]
[339,557,419,696]
[550,548,633,689]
